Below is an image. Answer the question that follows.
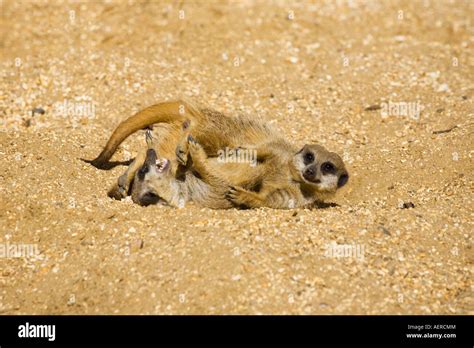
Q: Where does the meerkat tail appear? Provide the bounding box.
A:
[85,100,202,169]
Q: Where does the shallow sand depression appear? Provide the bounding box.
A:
[0,0,472,314]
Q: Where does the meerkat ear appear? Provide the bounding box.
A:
[338,173,349,188]
[296,144,307,154]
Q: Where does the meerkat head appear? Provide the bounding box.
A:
[291,144,349,194]
[131,148,174,206]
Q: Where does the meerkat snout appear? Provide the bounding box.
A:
[303,165,319,182]
[132,149,172,206]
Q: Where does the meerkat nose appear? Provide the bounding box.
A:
[145,149,157,165]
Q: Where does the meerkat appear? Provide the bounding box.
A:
[105,121,184,200]
[87,100,349,209]
[130,132,233,209]
[183,141,348,209]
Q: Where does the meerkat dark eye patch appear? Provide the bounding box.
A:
[138,165,149,180]
[303,152,314,164]
[321,161,336,175]
[139,191,160,206]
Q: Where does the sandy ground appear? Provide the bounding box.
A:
[0,0,473,314]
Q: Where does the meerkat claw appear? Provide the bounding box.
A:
[187,134,197,144]
[108,183,128,200]
[175,135,198,166]
[225,186,238,199]
[225,186,251,208]
[145,129,154,148]
[176,145,188,165]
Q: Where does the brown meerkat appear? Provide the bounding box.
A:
[178,139,348,209]
[105,121,184,200]
[130,131,233,209]
[86,100,349,209]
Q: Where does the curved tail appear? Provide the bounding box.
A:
[85,100,202,169]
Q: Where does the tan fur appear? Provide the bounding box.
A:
[86,101,201,169]
[130,139,233,209]
[88,100,349,209]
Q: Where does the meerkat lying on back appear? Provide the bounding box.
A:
[131,131,233,209]
[134,136,348,209]
[87,100,349,209]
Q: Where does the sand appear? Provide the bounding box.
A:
[0,0,472,314]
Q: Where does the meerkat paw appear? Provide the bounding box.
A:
[107,183,128,200]
[107,173,129,200]
[176,134,200,165]
[175,140,189,165]
[187,136,207,160]
[226,186,260,208]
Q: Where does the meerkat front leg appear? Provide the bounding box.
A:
[186,135,208,165]
[186,136,218,179]
[226,185,302,209]
[181,135,231,190]
[175,138,189,165]
[175,120,193,165]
